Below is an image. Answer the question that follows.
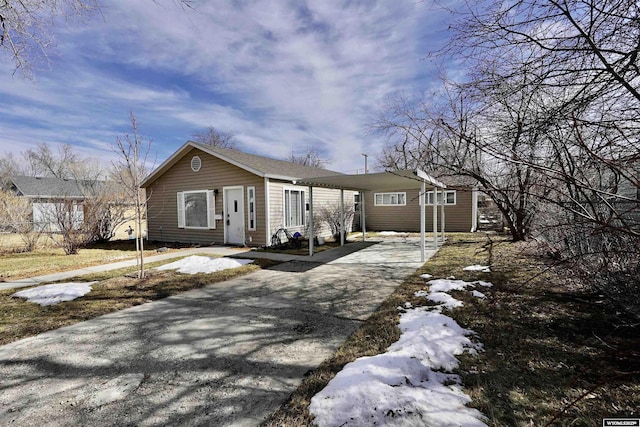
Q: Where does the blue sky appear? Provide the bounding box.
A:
[0,0,454,174]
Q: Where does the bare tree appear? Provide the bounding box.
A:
[112,112,152,279]
[0,189,42,251]
[1,0,193,76]
[191,126,239,149]
[442,0,640,245]
[286,146,329,168]
[23,142,81,178]
[317,201,355,242]
[43,197,96,255]
[375,81,547,242]
[0,0,98,76]
[0,153,22,188]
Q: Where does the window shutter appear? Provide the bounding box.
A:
[207,190,216,229]
[177,192,185,228]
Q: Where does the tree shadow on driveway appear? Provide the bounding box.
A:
[0,239,427,426]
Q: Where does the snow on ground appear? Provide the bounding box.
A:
[156,256,253,274]
[420,273,433,279]
[309,277,493,427]
[378,231,409,236]
[472,290,486,299]
[12,282,96,306]
[463,265,491,273]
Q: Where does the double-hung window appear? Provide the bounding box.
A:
[177,190,216,229]
[374,192,406,206]
[425,190,456,205]
[284,188,305,227]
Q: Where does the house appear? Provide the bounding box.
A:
[297,172,478,234]
[359,175,479,233]
[140,141,355,247]
[6,176,88,232]
[5,176,141,239]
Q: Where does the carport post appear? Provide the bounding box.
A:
[309,186,314,256]
[441,199,445,243]
[360,190,366,242]
[433,187,438,249]
[420,181,426,262]
[340,189,345,246]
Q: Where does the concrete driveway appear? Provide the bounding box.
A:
[0,238,431,426]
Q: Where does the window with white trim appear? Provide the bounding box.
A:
[374,192,406,206]
[177,190,216,229]
[247,186,256,231]
[424,190,456,205]
[284,188,305,227]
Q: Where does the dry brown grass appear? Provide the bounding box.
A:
[0,257,278,346]
[263,232,640,426]
[0,240,188,281]
[453,239,640,426]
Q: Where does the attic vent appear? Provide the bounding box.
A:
[191,156,202,172]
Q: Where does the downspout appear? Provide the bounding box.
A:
[471,187,478,232]
[361,190,366,242]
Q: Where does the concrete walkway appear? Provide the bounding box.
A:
[0,246,306,291]
[0,238,435,427]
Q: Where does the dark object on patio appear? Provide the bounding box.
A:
[271,228,302,249]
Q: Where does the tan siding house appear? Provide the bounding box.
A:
[363,186,476,233]
[141,141,351,247]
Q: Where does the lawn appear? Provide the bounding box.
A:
[0,256,279,346]
[0,239,188,281]
[263,233,640,426]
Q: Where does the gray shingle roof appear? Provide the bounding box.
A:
[190,141,342,179]
[9,176,90,198]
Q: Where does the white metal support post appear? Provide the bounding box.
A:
[433,187,438,249]
[360,190,367,242]
[420,181,426,262]
[309,186,314,256]
[441,198,445,242]
[340,189,345,246]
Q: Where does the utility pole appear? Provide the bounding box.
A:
[362,153,368,174]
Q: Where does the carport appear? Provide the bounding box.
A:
[296,169,447,262]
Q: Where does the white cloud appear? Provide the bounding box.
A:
[0,0,452,172]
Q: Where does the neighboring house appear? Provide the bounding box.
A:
[360,175,479,233]
[5,175,142,238]
[140,141,354,247]
[6,176,87,232]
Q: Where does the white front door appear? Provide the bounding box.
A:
[224,187,245,245]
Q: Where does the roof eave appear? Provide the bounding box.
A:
[414,169,447,189]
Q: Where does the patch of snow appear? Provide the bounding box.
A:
[427,292,464,310]
[420,273,433,279]
[310,307,486,427]
[155,256,253,274]
[12,282,96,306]
[463,265,491,273]
[310,276,492,427]
[378,231,408,236]
[475,281,493,288]
[428,279,475,293]
[472,290,486,299]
